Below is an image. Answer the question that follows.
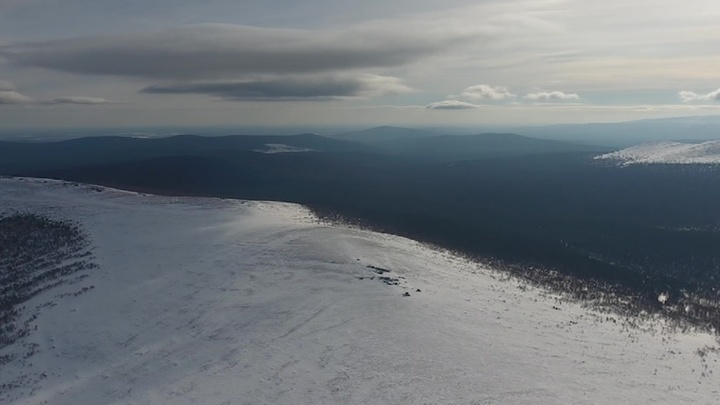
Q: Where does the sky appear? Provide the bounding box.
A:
[2,0,720,129]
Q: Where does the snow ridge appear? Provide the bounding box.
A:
[253,143,316,154]
[596,140,720,165]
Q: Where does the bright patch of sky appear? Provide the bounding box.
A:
[1,0,720,128]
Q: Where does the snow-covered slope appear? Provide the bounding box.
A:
[596,141,720,165]
[253,143,317,153]
[1,178,718,404]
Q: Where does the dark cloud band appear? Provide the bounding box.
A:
[2,23,479,80]
[141,75,411,101]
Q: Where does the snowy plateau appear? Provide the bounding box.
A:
[1,177,719,404]
[595,141,720,166]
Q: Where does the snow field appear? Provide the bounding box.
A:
[1,178,718,404]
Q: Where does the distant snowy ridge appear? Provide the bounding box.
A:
[596,140,720,165]
[253,143,316,153]
[1,177,719,404]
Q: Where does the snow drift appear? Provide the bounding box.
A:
[0,177,718,404]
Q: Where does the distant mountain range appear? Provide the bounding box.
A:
[0,130,608,174]
[4,114,720,148]
[514,115,720,147]
[370,132,609,162]
[335,126,611,161]
[329,115,720,149]
[0,133,371,173]
[331,126,439,143]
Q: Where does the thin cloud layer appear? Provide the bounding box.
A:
[0,80,16,91]
[451,85,580,105]
[4,1,720,126]
[426,83,585,110]
[141,74,412,101]
[426,100,479,110]
[1,23,482,80]
[679,89,720,103]
[524,91,580,101]
[42,96,110,105]
[0,81,110,105]
[460,85,516,100]
[0,22,484,103]
[0,89,33,104]
[0,80,31,104]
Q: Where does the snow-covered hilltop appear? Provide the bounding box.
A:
[596,141,720,166]
[253,143,317,153]
[1,177,719,404]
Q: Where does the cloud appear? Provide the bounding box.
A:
[0,79,16,91]
[0,80,110,105]
[0,0,29,13]
[0,89,34,104]
[1,23,482,80]
[679,89,720,103]
[425,100,479,110]
[453,86,580,104]
[523,90,579,101]
[42,96,110,105]
[141,74,411,101]
[459,84,516,100]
